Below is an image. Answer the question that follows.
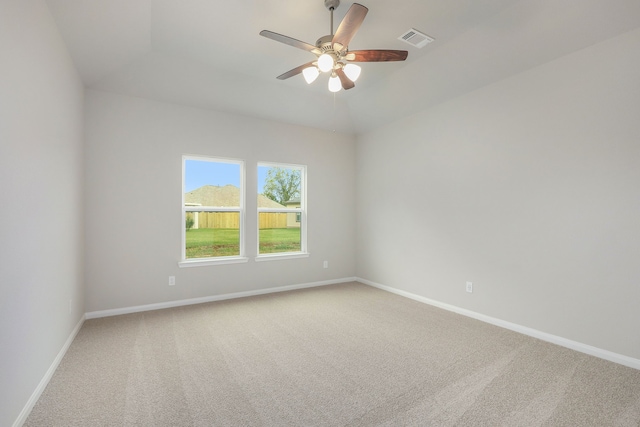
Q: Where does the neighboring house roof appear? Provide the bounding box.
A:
[184,185,284,208]
[284,197,301,206]
[258,194,285,208]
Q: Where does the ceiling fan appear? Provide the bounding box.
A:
[260,0,408,92]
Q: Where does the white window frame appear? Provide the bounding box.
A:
[256,162,308,262]
[179,155,247,268]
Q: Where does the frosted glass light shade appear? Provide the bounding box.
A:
[328,75,342,92]
[343,63,361,82]
[317,54,334,72]
[302,67,319,84]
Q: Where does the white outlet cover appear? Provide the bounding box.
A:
[466,281,473,293]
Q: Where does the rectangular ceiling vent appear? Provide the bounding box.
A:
[398,28,434,48]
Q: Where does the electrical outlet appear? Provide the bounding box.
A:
[323,261,328,269]
[466,281,473,293]
[169,276,175,286]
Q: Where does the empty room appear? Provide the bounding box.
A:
[1,0,640,425]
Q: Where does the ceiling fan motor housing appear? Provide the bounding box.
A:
[316,35,334,50]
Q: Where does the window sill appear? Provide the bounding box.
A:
[178,257,249,268]
[255,252,310,262]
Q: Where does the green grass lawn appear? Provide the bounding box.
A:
[185,228,240,258]
[258,228,301,254]
[185,228,300,258]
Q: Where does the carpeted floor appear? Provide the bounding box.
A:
[25,282,640,426]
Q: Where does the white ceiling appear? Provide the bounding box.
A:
[46,0,640,135]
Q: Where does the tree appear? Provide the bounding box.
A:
[262,167,300,205]
[185,213,195,231]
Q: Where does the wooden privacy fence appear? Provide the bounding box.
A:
[187,212,288,229]
[259,212,288,229]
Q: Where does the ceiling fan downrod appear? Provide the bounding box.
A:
[325,0,340,35]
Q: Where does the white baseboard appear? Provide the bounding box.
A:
[357,277,640,371]
[13,315,86,427]
[86,277,357,319]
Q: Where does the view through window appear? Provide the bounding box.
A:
[182,156,244,260]
[257,163,306,255]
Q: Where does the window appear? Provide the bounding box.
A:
[180,156,246,267]
[257,163,307,259]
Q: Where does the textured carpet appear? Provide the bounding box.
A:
[25,282,640,426]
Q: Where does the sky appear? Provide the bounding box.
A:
[184,159,270,193]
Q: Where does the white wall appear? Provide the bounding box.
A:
[84,90,356,312]
[0,1,85,425]
[356,28,640,360]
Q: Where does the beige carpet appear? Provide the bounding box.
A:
[25,282,640,426]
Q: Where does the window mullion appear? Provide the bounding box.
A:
[185,207,240,213]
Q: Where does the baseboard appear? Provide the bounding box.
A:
[85,277,357,319]
[357,277,640,371]
[13,314,86,427]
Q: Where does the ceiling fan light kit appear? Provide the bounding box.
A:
[260,0,408,93]
[317,53,334,72]
[302,66,320,84]
[328,74,342,92]
[343,63,361,81]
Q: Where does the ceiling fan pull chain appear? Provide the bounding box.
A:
[332,92,337,133]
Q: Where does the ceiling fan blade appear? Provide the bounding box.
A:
[276,61,317,80]
[260,30,320,54]
[331,3,368,51]
[347,50,408,62]
[335,68,355,90]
